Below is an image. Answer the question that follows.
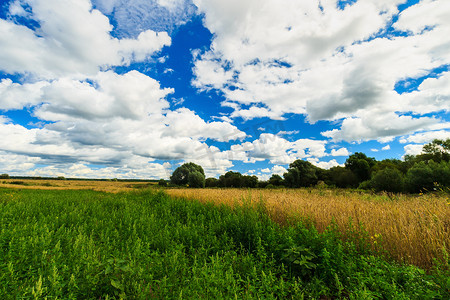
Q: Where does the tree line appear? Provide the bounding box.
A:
[164,138,450,194]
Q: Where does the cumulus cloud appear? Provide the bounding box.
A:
[403,144,425,157]
[0,69,245,177]
[322,113,438,142]
[307,158,341,170]
[330,147,350,157]
[400,130,450,144]
[192,0,450,142]
[1,0,170,79]
[228,133,327,165]
[271,165,287,176]
[92,0,197,37]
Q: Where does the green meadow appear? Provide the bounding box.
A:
[0,188,449,299]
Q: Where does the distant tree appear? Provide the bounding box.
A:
[327,166,359,188]
[0,173,9,179]
[268,174,284,186]
[405,160,450,193]
[170,162,205,187]
[205,177,219,188]
[366,168,405,193]
[372,159,407,174]
[416,138,450,163]
[241,175,258,188]
[283,160,319,188]
[257,180,269,188]
[219,171,243,188]
[158,179,168,187]
[405,161,435,193]
[188,171,205,188]
[345,152,376,183]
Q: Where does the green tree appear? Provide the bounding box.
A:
[417,138,450,163]
[372,159,407,174]
[241,175,258,188]
[405,160,450,193]
[219,171,243,187]
[326,166,359,188]
[170,162,205,187]
[268,174,284,186]
[283,160,319,188]
[345,152,376,183]
[0,174,9,179]
[366,168,405,193]
[205,177,219,188]
[188,171,205,188]
[158,179,168,187]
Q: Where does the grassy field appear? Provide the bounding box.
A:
[0,187,449,299]
[167,188,450,269]
[0,178,155,193]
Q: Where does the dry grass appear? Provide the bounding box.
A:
[0,178,155,193]
[167,188,450,269]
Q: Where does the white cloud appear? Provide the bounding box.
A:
[92,0,197,37]
[271,165,287,176]
[228,133,327,165]
[192,0,450,142]
[1,0,170,79]
[330,147,350,157]
[403,144,424,157]
[322,114,438,142]
[0,69,246,178]
[307,158,341,170]
[382,145,391,151]
[400,130,450,144]
[0,79,48,110]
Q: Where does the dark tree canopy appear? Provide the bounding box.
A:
[219,171,243,188]
[327,166,359,188]
[367,168,405,193]
[283,160,319,188]
[345,152,376,182]
[205,177,219,188]
[188,171,206,188]
[170,162,205,187]
[269,174,284,186]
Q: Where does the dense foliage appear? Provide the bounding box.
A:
[170,162,205,188]
[0,188,448,298]
[174,139,450,194]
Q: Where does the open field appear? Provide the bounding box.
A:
[167,188,450,269]
[0,178,155,193]
[1,188,449,299]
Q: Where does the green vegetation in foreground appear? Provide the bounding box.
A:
[0,189,449,299]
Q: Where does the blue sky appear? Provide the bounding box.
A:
[0,0,449,179]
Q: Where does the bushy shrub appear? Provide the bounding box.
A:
[205,177,219,188]
[327,166,359,188]
[405,160,450,193]
[367,168,405,193]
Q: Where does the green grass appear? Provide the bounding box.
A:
[0,188,449,299]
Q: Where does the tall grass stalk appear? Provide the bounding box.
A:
[167,188,450,269]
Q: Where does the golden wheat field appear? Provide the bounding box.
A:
[0,178,155,193]
[167,188,450,269]
[2,179,449,269]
